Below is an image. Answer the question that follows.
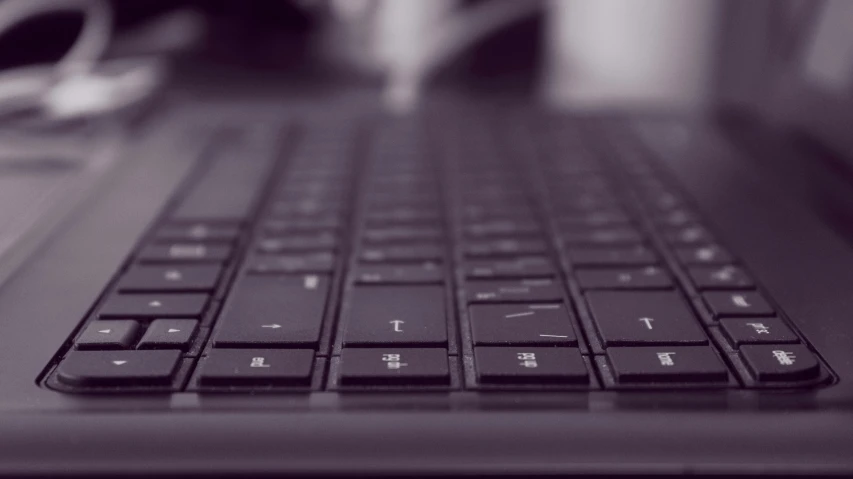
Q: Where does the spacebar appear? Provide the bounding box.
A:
[171,130,279,222]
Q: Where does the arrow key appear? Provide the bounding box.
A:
[76,320,140,350]
[138,319,199,350]
[55,350,182,387]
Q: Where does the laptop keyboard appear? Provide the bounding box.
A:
[44,114,831,393]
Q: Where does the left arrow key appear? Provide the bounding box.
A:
[76,320,140,350]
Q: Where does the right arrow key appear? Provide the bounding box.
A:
[138,319,199,350]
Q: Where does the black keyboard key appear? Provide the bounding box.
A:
[465,279,563,303]
[464,257,554,279]
[576,266,672,290]
[675,245,733,265]
[360,244,443,263]
[740,344,820,382]
[566,246,657,267]
[586,291,707,346]
[719,318,798,345]
[365,208,441,226]
[99,294,209,319]
[354,262,443,284]
[338,348,449,386]
[703,291,774,317]
[654,209,694,227]
[264,216,341,233]
[607,346,728,383]
[342,286,447,346]
[156,223,240,243]
[138,243,232,263]
[171,138,273,222]
[363,226,442,244]
[556,211,631,227]
[465,220,541,238]
[688,266,753,290]
[257,233,338,253]
[464,239,548,258]
[470,303,576,345]
[138,319,199,350]
[663,225,712,245]
[197,349,315,386]
[214,274,330,347]
[561,227,643,246]
[474,347,588,385]
[55,350,181,387]
[117,265,222,292]
[248,252,335,274]
[76,320,140,350]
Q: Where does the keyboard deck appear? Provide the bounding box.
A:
[42,112,833,393]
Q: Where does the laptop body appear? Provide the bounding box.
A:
[0,3,851,476]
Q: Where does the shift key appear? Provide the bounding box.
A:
[343,286,447,346]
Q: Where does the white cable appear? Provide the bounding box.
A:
[0,0,112,114]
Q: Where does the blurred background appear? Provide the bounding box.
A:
[0,0,849,116]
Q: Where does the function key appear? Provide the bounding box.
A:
[586,291,707,346]
[138,243,232,264]
[688,265,753,290]
[55,350,181,387]
[338,348,450,386]
[116,265,221,293]
[99,294,209,319]
[469,303,576,346]
[196,349,315,387]
[474,347,588,385]
[566,246,657,267]
[719,317,798,345]
[675,245,733,266]
[703,291,774,318]
[155,223,240,243]
[607,346,728,383]
[739,344,820,382]
[138,319,199,350]
[464,257,554,279]
[575,266,672,290]
[465,279,563,303]
[76,320,140,350]
[354,262,443,284]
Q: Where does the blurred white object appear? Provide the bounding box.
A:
[543,0,718,110]
[803,0,853,94]
[0,0,201,121]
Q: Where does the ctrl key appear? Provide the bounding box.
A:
[338,348,449,386]
[474,347,589,385]
[55,350,181,387]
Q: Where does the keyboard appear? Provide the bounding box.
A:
[42,112,833,393]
